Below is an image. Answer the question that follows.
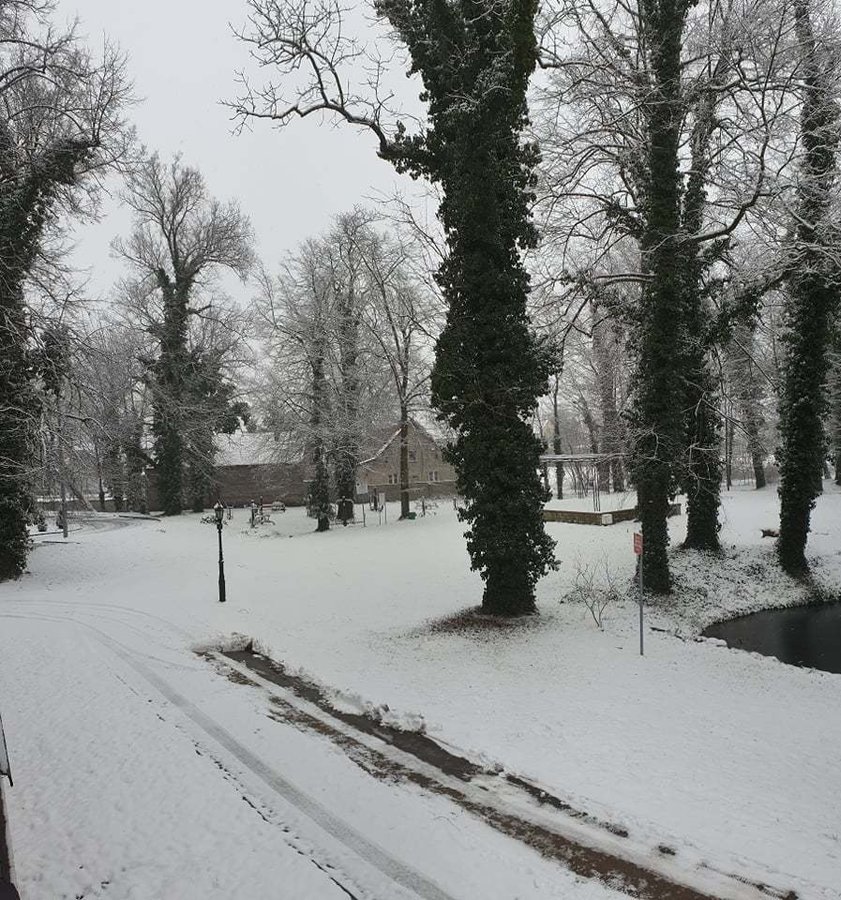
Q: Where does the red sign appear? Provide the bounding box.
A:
[633,532,643,556]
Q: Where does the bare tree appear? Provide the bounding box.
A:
[256,244,344,532]
[255,213,413,530]
[347,213,437,518]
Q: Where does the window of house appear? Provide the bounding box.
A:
[409,450,417,461]
[429,470,439,483]
[388,473,398,484]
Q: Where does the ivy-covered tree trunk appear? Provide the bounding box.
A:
[680,202,722,552]
[777,0,841,574]
[0,143,90,579]
[678,45,725,553]
[334,282,360,524]
[186,427,215,512]
[123,423,147,513]
[682,355,722,551]
[381,0,556,614]
[0,290,35,580]
[152,277,191,516]
[828,324,841,486]
[632,0,692,592]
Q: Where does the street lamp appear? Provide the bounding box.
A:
[214,501,226,603]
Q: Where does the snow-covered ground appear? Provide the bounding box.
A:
[544,489,638,512]
[1,485,839,899]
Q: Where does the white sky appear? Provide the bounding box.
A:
[59,0,412,305]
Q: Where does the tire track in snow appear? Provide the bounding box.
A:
[211,649,801,900]
[0,610,457,900]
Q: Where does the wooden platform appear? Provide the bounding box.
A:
[542,503,682,526]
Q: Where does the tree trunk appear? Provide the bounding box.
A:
[592,302,622,493]
[552,375,564,499]
[399,406,410,519]
[729,327,767,489]
[310,330,331,533]
[186,427,214,513]
[829,330,841,486]
[682,365,722,552]
[123,425,145,513]
[0,291,34,580]
[778,0,841,574]
[154,277,190,516]
[724,415,735,491]
[0,157,83,578]
[95,447,107,511]
[778,274,836,571]
[633,0,691,593]
[386,0,555,616]
[751,435,767,490]
[335,280,361,525]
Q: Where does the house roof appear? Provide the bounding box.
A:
[215,432,298,467]
[360,418,442,466]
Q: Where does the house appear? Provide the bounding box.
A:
[357,419,457,502]
[209,432,309,506]
[144,431,307,510]
[144,422,456,511]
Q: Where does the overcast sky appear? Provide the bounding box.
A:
[59,0,412,304]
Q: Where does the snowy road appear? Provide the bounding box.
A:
[0,522,623,900]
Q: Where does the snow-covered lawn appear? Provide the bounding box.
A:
[1,485,839,899]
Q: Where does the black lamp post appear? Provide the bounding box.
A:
[214,501,226,603]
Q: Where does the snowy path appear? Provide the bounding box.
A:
[0,529,624,900]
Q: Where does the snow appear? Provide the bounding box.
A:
[544,490,638,512]
[0,485,840,898]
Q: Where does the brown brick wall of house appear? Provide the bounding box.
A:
[210,462,309,507]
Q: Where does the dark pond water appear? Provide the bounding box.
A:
[702,601,841,675]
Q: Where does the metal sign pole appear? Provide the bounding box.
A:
[639,548,644,657]
[634,532,644,657]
